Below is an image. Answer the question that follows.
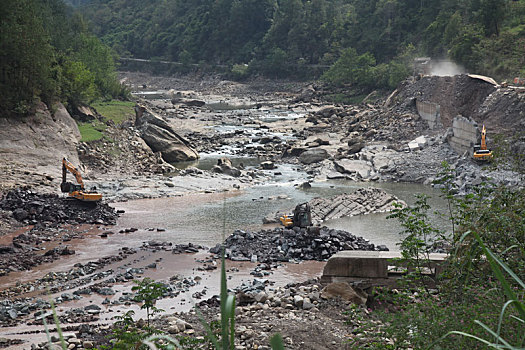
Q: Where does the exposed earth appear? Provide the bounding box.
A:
[0,71,523,349]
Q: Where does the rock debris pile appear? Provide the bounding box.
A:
[210,226,388,263]
[0,188,119,226]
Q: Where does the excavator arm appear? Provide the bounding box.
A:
[480,125,487,151]
[62,157,85,190]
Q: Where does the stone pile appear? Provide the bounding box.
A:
[0,188,119,226]
[210,226,387,263]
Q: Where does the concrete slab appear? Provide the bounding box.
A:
[321,250,447,288]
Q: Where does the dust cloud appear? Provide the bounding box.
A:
[431,60,466,76]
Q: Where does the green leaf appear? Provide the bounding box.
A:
[270,333,286,350]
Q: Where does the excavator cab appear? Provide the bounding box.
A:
[61,158,102,202]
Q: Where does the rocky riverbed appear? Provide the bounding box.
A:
[0,71,524,349]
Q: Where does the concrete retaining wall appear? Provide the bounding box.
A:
[416,100,441,129]
[321,251,447,288]
[448,116,479,154]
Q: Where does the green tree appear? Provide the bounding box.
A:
[61,60,97,105]
[321,48,375,88]
[479,0,506,36]
[448,24,484,70]
[132,277,167,327]
[0,0,56,115]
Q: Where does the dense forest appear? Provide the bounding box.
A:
[74,0,525,86]
[2,0,525,116]
[0,0,126,116]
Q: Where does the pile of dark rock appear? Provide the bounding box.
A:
[210,226,388,263]
[0,188,119,226]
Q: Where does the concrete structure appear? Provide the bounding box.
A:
[448,116,479,154]
[321,250,447,288]
[416,100,441,129]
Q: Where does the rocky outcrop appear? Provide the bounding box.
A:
[298,148,330,164]
[264,187,404,225]
[308,187,404,223]
[211,157,241,177]
[0,102,81,191]
[333,159,373,179]
[134,104,199,163]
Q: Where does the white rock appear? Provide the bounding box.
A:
[408,141,420,151]
[293,295,304,307]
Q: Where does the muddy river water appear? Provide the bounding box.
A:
[112,178,448,250]
[0,169,449,348]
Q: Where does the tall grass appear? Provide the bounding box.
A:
[431,232,525,349]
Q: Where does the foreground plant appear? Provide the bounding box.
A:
[387,194,445,292]
[432,232,525,350]
[132,278,168,327]
[349,174,525,349]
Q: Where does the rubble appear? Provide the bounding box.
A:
[0,188,119,226]
[210,226,387,264]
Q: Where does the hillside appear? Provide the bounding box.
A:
[0,0,126,117]
[76,0,525,83]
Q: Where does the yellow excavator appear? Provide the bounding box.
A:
[473,125,493,162]
[280,203,312,228]
[61,157,102,202]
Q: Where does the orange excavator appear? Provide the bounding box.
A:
[473,125,493,162]
[61,157,102,202]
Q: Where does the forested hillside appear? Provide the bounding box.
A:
[3,0,525,117]
[0,0,125,117]
[76,0,525,85]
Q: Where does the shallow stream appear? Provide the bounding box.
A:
[112,179,449,251]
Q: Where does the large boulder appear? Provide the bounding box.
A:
[212,157,241,177]
[333,159,373,179]
[299,148,330,164]
[134,104,198,163]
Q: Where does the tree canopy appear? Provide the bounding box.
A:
[3,0,524,113]
[0,0,126,116]
[73,0,524,87]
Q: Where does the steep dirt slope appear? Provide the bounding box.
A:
[387,74,525,135]
[0,102,80,191]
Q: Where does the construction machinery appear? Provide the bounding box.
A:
[473,125,493,162]
[61,157,102,202]
[280,202,312,228]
